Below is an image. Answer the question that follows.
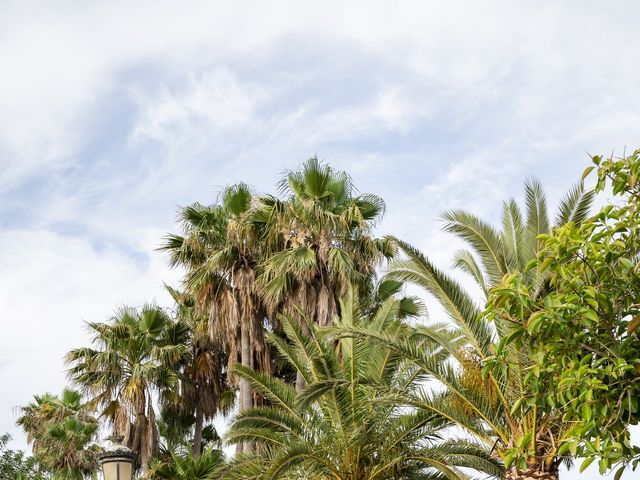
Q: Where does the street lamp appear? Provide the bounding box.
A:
[98,436,136,480]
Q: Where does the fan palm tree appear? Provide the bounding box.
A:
[258,157,391,325]
[224,291,503,480]
[66,305,185,476]
[162,286,234,457]
[255,157,392,390]
[162,183,270,454]
[17,388,99,479]
[372,180,594,480]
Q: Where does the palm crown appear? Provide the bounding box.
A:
[65,304,185,475]
[380,179,594,478]
[224,291,503,480]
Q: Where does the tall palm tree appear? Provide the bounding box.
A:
[375,180,594,480]
[17,388,99,479]
[66,305,185,476]
[255,157,392,390]
[162,183,270,454]
[258,157,391,325]
[224,292,503,480]
[162,286,234,457]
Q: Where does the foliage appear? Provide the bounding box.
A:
[379,178,593,479]
[224,291,502,480]
[160,286,233,456]
[485,149,640,477]
[162,183,271,456]
[66,305,186,475]
[256,157,392,331]
[0,433,50,480]
[16,389,99,479]
[149,447,225,480]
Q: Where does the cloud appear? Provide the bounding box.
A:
[1,3,640,477]
[0,228,180,450]
[131,69,268,145]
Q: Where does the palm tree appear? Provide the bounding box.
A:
[255,157,392,390]
[443,179,593,295]
[149,448,225,480]
[66,305,185,476]
[162,286,234,457]
[17,388,99,479]
[258,157,391,325]
[374,180,594,480]
[162,183,270,454]
[224,291,503,480]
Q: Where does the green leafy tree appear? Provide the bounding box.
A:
[17,389,99,479]
[257,158,391,328]
[0,433,50,480]
[224,292,502,480]
[66,305,185,476]
[485,149,640,478]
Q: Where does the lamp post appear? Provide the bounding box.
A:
[98,436,136,480]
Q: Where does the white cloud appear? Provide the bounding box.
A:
[1,2,640,477]
[131,69,267,144]
[0,229,180,450]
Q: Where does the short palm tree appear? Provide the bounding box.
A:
[224,292,503,480]
[376,180,594,480]
[149,448,225,480]
[17,388,99,479]
[66,305,185,476]
[163,286,234,457]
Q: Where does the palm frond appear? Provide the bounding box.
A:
[441,210,508,284]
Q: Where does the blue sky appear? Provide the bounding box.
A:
[1,1,640,478]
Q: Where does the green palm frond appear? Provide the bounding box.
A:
[225,292,500,480]
[501,198,526,271]
[524,177,550,258]
[221,183,253,217]
[387,239,495,357]
[451,249,488,296]
[441,210,508,284]
[554,181,595,226]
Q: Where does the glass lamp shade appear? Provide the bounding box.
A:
[99,447,136,480]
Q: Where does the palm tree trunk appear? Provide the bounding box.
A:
[240,323,254,454]
[136,413,150,477]
[295,318,312,392]
[193,404,204,457]
[505,464,558,480]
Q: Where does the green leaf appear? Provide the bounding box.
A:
[526,311,545,334]
[579,457,595,473]
[614,465,626,480]
[582,166,595,180]
[510,397,524,415]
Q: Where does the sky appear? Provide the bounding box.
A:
[1,1,639,478]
